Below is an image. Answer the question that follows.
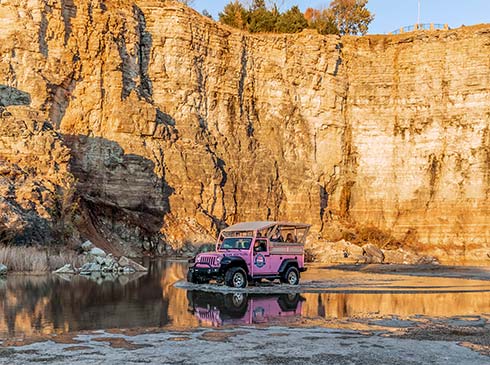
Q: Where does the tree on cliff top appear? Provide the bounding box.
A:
[328,0,374,35]
[219,1,249,30]
[275,6,308,33]
[218,0,373,35]
[304,7,338,35]
[247,3,279,32]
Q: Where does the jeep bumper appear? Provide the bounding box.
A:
[188,266,222,280]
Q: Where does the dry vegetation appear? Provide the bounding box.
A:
[341,226,403,250]
[0,245,84,273]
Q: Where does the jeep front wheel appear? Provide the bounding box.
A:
[281,266,300,285]
[225,267,248,288]
[187,270,196,284]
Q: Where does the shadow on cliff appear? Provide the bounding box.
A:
[63,135,174,254]
[0,84,31,106]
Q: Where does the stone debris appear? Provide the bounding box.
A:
[306,239,442,265]
[53,243,147,278]
[0,263,7,275]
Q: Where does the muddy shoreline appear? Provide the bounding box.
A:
[1,322,489,364]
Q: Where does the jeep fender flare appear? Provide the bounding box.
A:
[278,259,299,274]
[220,256,249,275]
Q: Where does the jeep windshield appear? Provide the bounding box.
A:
[220,237,252,250]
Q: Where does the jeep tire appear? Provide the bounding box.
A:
[225,267,248,288]
[281,266,300,285]
[187,270,196,284]
[187,271,210,284]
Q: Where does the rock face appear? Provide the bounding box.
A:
[0,105,75,245]
[0,1,489,262]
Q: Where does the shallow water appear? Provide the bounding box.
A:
[1,259,490,339]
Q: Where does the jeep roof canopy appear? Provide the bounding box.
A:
[222,221,310,232]
[220,221,310,244]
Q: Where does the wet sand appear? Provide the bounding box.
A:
[0,325,489,365]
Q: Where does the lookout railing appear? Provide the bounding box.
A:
[390,23,450,35]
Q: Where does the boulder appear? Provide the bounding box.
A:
[362,243,385,264]
[0,264,7,275]
[416,256,440,265]
[118,256,148,272]
[53,264,76,274]
[89,247,106,257]
[383,249,420,264]
[81,240,95,252]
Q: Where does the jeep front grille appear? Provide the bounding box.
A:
[200,256,217,266]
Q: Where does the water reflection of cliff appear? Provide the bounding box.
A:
[302,292,490,319]
[0,260,196,338]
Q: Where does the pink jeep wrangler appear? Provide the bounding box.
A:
[187,221,310,288]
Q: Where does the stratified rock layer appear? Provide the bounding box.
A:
[0,1,488,262]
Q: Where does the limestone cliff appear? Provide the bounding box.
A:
[0,104,75,245]
[0,0,488,262]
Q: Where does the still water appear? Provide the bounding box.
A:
[1,259,490,339]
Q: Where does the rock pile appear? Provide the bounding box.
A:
[53,240,148,276]
[307,239,440,265]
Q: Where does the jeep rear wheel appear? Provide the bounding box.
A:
[225,267,248,288]
[281,266,300,285]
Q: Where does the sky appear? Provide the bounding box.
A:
[191,0,490,34]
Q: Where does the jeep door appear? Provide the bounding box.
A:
[251,238,273,276]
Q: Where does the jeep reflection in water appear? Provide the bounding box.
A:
[187,291,304,327]
[187,221,310,288]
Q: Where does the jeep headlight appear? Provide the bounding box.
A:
[216,256,222,265]
[195,256,201,263]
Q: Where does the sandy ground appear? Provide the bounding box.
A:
[1,326,489,365]
[177,263,490,294]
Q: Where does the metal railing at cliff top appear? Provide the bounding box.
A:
[390,23,450,35]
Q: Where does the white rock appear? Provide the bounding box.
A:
[0,264,7,275]
[118,256,148,272]
[53,264,76,274]
[81,240,95,252]
[89,247,106,257]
